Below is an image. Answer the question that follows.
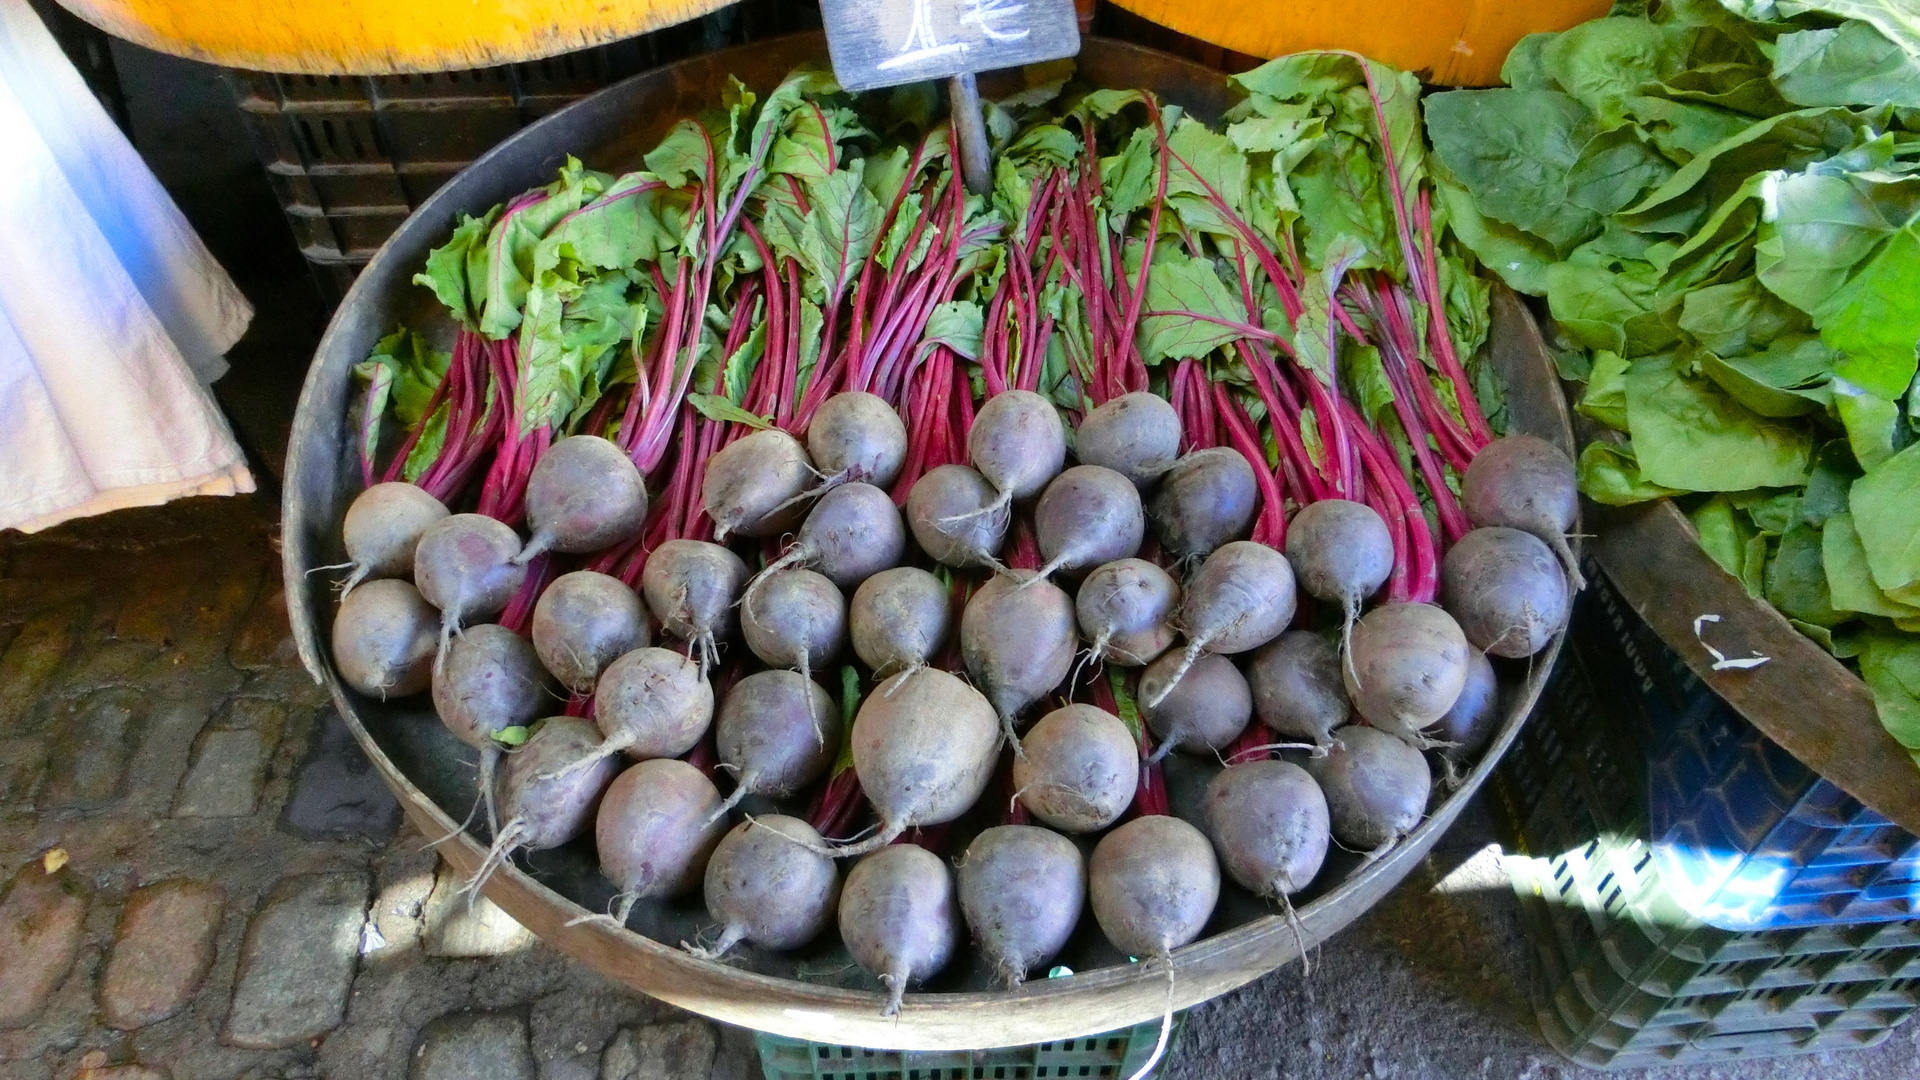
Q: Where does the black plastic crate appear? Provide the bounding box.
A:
[226,1,820,301]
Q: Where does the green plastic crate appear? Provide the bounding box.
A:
[754,1015,1185,1080]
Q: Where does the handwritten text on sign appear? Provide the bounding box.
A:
[818,0,1080,92]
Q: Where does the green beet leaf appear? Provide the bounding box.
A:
[1137,250,1250,364]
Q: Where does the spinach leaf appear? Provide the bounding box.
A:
[1774,22,1920,108]
[1625,352,1812,490]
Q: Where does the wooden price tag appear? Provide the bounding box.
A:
[818,0,1081,92]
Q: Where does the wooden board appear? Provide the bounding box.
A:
[280,34,1577,1049]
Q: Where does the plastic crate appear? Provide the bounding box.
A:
[755,1016,1185,1080]
[224,0,818,300]
[1490,573,1920,1068]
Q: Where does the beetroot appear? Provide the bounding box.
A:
[1089,815,1219,958]
[642,539,749,670]
[839,844,959,1016]
[1201,760,1330,900]
[518,434,648,561]
[1285,499,1393,627]
[968,389,1067,509]
[1342,602,1471,739]
[337,482,447,595]
[807,391,908,490]
[1076,558,1179,667]
[1428,647,1500,783]
[958,825,1085,987]
[1139,650,1251,760]
[740,568,847,686]
[1147,540,1296,708]
[591,758,727,926]
[413,513,528,659]
[332,578,438,698]
[593,646,714,761]
[433,623,553,750]
[846,668,1000,852]
[703,427,814,540]
[1246,631,1349,748]
[959,569,1077,745]
[1011,704,1138,833]
[1075,391,1181,486]
[1033,465,1145,579]
[751,481,905,592]
[1149,448,1257,559]
[1441,526,1569,658]
[1307,725,1430,852]
[711,669,837,818]
[849,566,952,678]
[906,464,1008,569]
[531,570,648,693]
[692,815,839,958]
[1462,435,1583,589]
[469,716,619,896]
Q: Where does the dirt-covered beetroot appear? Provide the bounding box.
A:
[593,646,714,760]
[1149,448,1257,559]
[1285,499,1393,622]
[642,539,749,669]
[712,669,837,817]
[469,716,619,895]
[1140,650,1252,759]
[838,844,959,1016]
[703,427,814,540]
[1076,558,1179,667]
[518,434,648,562]
[958,825,1085,988]
[1246,631,1349,748]
[1342,603,1470,739]
[752,482,905,592]
[1427,647,1499,780]
[968,389,1066,508]
[847,668,1000,852]
[434,623,553,749]
[531,570,648,693]
[1307,725,1430,851]
[1462,435,1583,589]
[1075,391,1182,487]
[849,566,951,678]
[1441,526,1569,658]
[1148,540,1296,708]
[692,816,839,958]
[741,568,847,686]
[1201,760,1330,900]
[959,570,1077,745]
[1011,704,1138,833]
[1033,465,1144,579]
[593,758,727,925]
[414,513,528,657]
[906,464,1008,569]
[332,578,438,698]
[807,391,908,490]
[1089,815,1220,958]
[338,482,447,594]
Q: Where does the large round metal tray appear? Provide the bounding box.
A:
[282,33,1576,1050]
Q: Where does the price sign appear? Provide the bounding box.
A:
[818,0,1081,92]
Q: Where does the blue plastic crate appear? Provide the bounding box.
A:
[1578,572,1920,931]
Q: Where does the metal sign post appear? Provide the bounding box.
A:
[817,0,1081,193]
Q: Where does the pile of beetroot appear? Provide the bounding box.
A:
[327,57,1578,1019]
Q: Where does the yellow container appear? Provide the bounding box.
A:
[1110,0,1614,85]
[51,0,735,74]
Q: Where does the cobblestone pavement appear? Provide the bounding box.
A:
[3,495,1916,1080]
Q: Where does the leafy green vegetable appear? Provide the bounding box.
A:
[1626,353,1812,490]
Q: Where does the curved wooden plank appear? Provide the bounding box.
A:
[284,35,1576,1050]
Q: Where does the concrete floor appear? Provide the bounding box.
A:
[6,21,1918,1080]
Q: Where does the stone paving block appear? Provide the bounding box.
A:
[40,690,143,811]
[362,844,435,959]
[119,672,240,816]
[99,879,224,1030]
[215,696,286,735]
[528,991,655,1080]
[0,607,79,732]
[223,871,367,1050]
[0,860,89,1029]
[421,864,533,958]
[0,735,48,809]
[74,1064,170,1080]
[228,582,295,670]
[172,730,269,819]
[280,707,399,842]
[409,1009,536,1080]
[110,565,196,649]
[599,1020,716,1080]
[62,642,163,693]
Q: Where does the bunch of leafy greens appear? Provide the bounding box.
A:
[1424,0,1920,766]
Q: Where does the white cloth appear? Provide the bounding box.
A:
[0,0,255,533]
